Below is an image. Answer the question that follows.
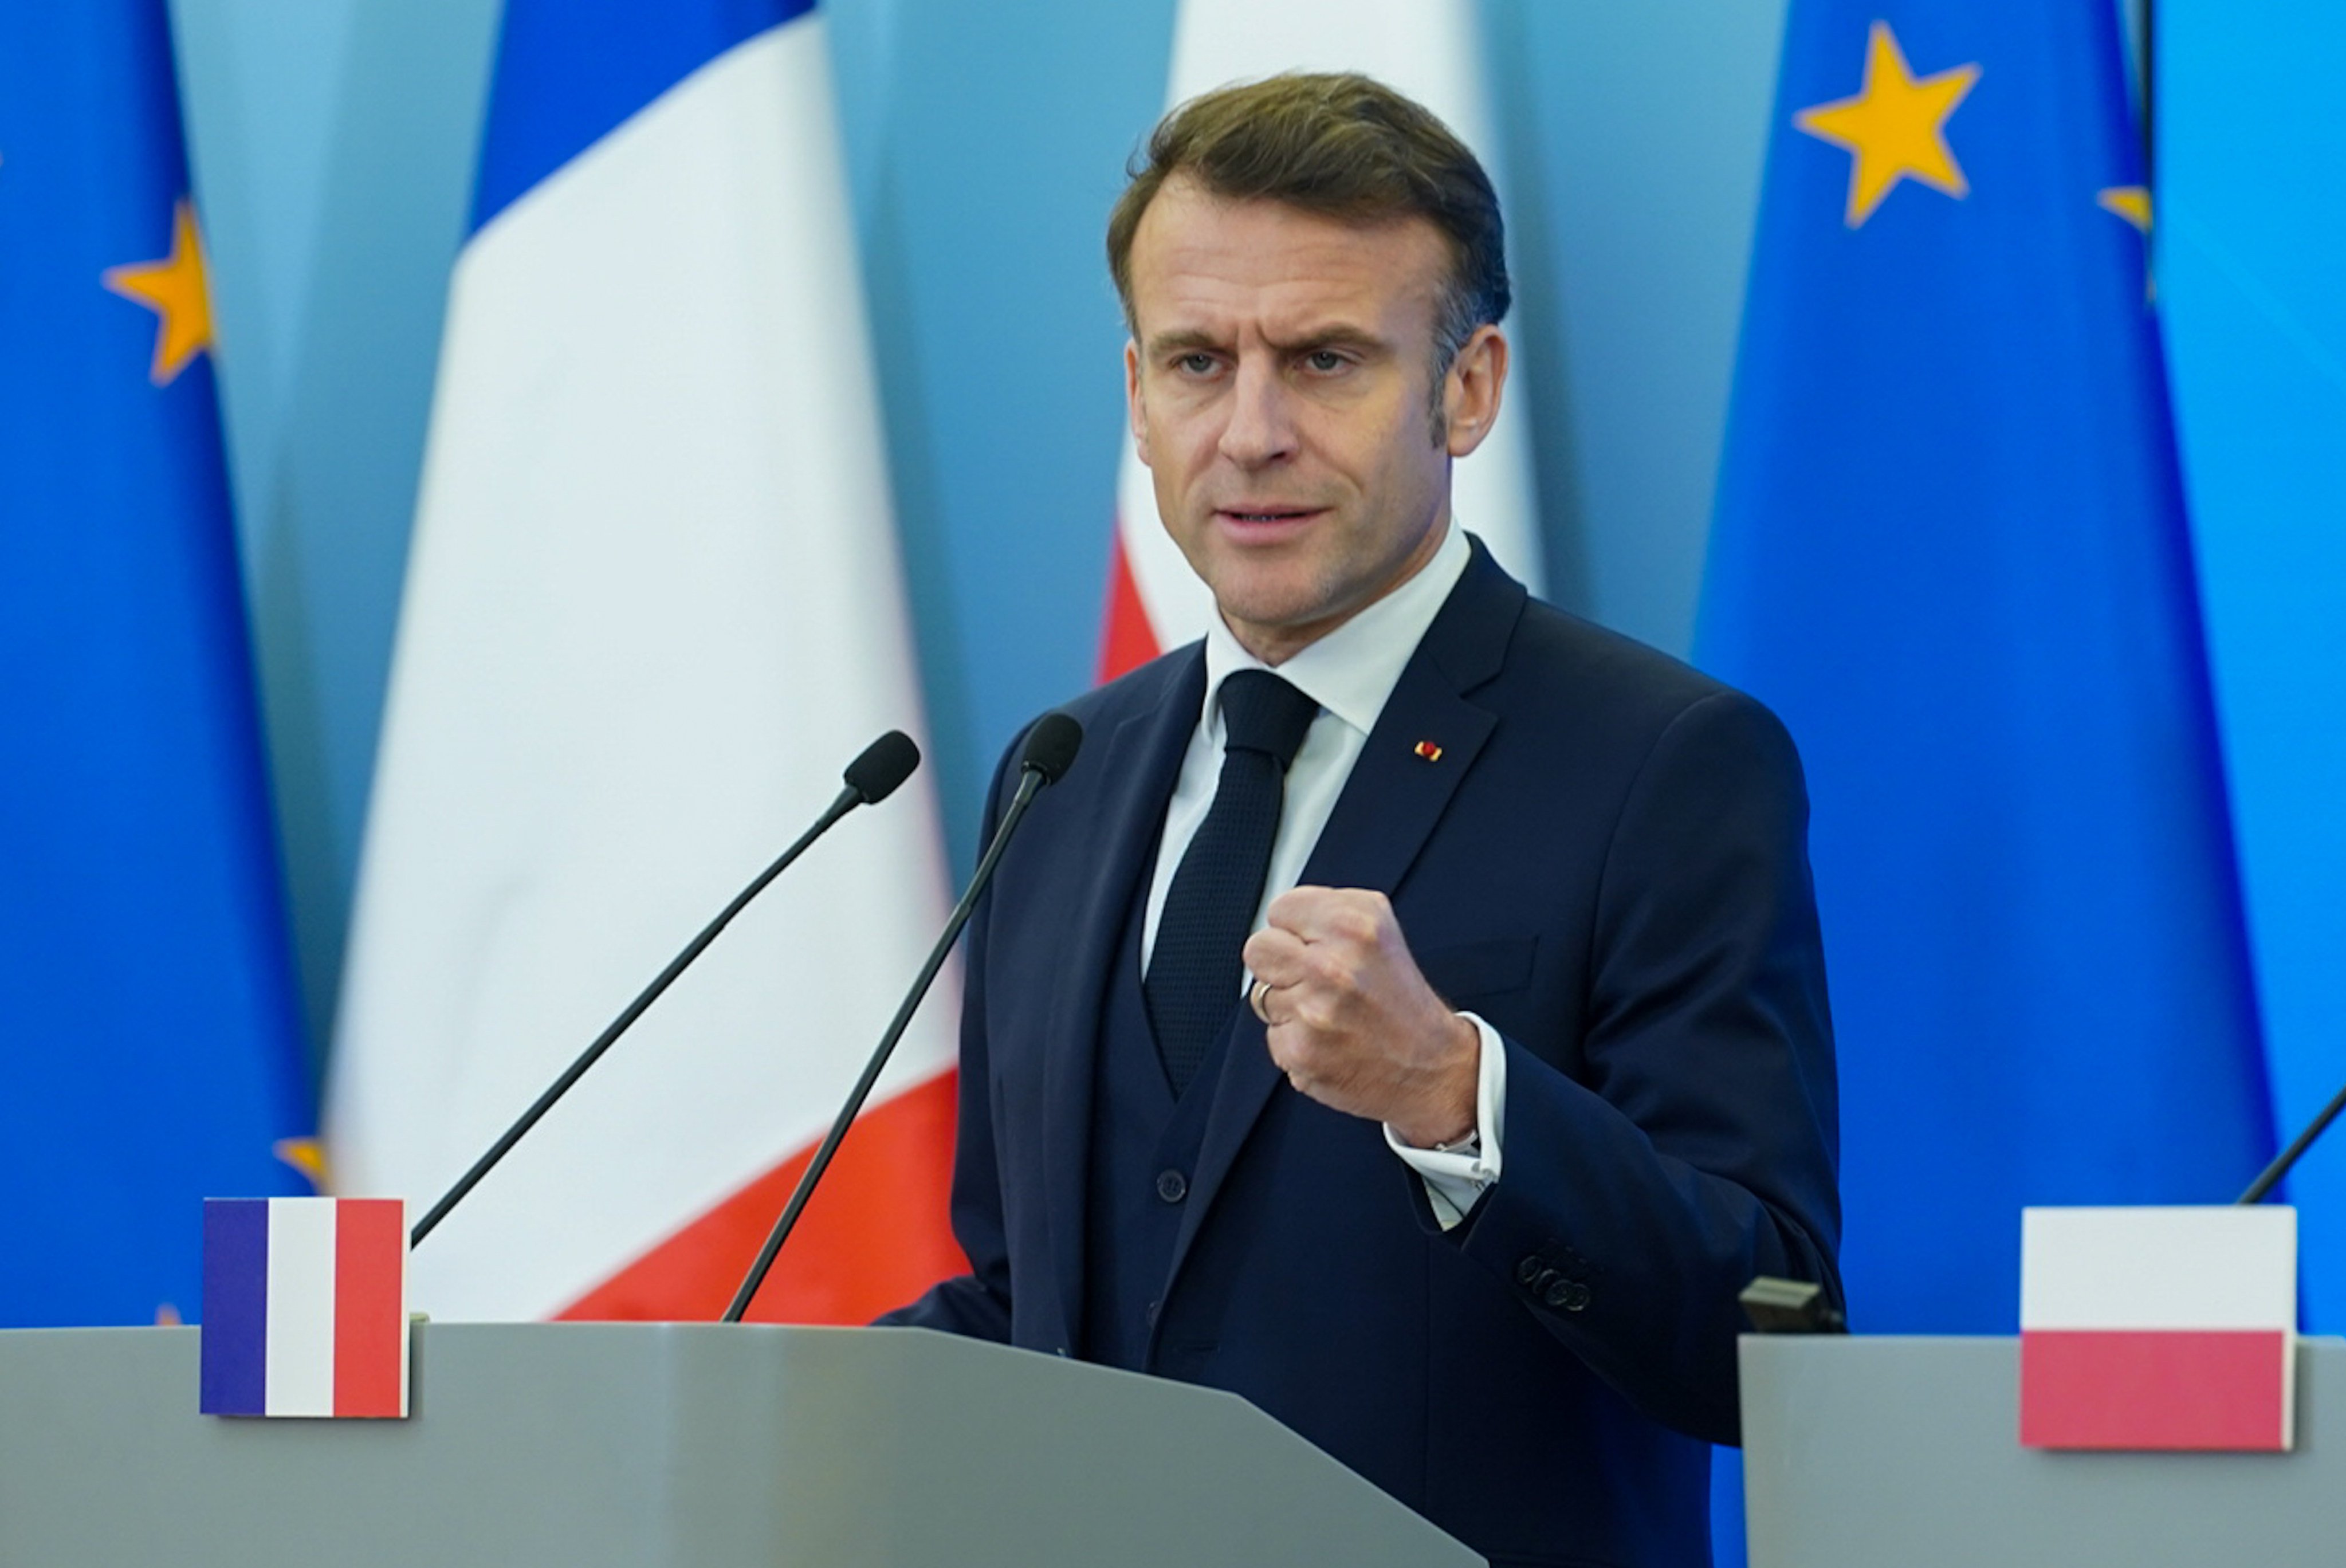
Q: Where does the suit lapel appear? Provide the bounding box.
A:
[1040,650,1203,1350]
[1165,544,1524,1289]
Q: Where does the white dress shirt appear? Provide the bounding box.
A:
[1139,522,1505,1228]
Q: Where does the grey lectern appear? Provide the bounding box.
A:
[1740,1334,2346,1567]
[0,1322,1480,1567]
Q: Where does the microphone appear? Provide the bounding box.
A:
[408,730,923,1248]
[721,712,1084,1320]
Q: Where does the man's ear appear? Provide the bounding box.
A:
[1125,339,1153,467]
[1441,325,1508,459]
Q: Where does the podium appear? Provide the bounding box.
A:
[0,1322,1480,1567]
[1740,1334,2345,1566]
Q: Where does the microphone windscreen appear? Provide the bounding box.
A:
[1019,712,1084,784]
[843,730,921,804]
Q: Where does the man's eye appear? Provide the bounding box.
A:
[1304,350,1349,373]
[1174,353,1218,375]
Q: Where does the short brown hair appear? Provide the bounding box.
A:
[1106,72,1510,374]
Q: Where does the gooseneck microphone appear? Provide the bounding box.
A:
[408,730,923,1248]
[721,712,1084,1321]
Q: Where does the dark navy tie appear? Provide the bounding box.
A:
[1146,669,1322,1095]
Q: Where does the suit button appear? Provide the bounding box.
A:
[1155,1169,1188,1203]
[1531,1268,1561,1296]
[1547,1280,1590,1312]
[1145,1300,1161,1327]
[1516,1255,1543,1286]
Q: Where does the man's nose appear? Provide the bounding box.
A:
[1216,356,1298,467]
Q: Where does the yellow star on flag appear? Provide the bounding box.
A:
[1795,21,1982,228]
[2097,186,2151,233]
[274,1136,331,1193]
[102,198,216,385]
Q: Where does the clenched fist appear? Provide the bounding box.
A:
[1241,886,1480,1148]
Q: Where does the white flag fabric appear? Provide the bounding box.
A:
[1102,0,1544,677]
[326,2,962,1324]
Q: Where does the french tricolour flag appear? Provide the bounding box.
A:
[2020,1206,2296,1451]
[201,1198,409,1418]
[325,0,962,1325]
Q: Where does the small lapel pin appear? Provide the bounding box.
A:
[1413,740,1444,763]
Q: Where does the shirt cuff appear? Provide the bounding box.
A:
[1385,1012,1506,1231]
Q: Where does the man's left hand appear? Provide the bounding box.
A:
[1241,886,1480,1148]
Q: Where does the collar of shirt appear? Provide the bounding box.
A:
[1196,520,1473,744]
[1140,521,1475,972]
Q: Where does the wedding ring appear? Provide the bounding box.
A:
[1249,977,1275,1024]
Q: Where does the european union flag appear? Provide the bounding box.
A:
[0,4,314,1325]
[1700,0,2273,1337]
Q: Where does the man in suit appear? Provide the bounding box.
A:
[885,73,1841,1567]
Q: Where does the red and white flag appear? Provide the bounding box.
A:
[2019,1205,2297,1451]
[1101,0,1544,679]
[325,2,961,1326]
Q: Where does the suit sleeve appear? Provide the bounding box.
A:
[1450,688,1842,1445]
[872,742,1020,1342]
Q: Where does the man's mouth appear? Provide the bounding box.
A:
[1215,506,1323,526]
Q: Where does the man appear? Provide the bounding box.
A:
[886,73,1841,1567]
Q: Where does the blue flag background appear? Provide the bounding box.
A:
[0,3,313,1326]
[1701,0,2275,1343]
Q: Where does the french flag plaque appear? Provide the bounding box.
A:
[200,1197,410,1418]
[2019,1205,2295,1451]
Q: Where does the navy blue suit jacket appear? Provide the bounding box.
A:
[886,543,1841,1567]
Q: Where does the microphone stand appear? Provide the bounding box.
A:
[2238,1075,2346,1205]
[721,717,1079,1321]
[410,733,918,1248]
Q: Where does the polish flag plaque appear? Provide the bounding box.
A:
[2019,1205,2296,1451]
[200,1197,410,1418]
